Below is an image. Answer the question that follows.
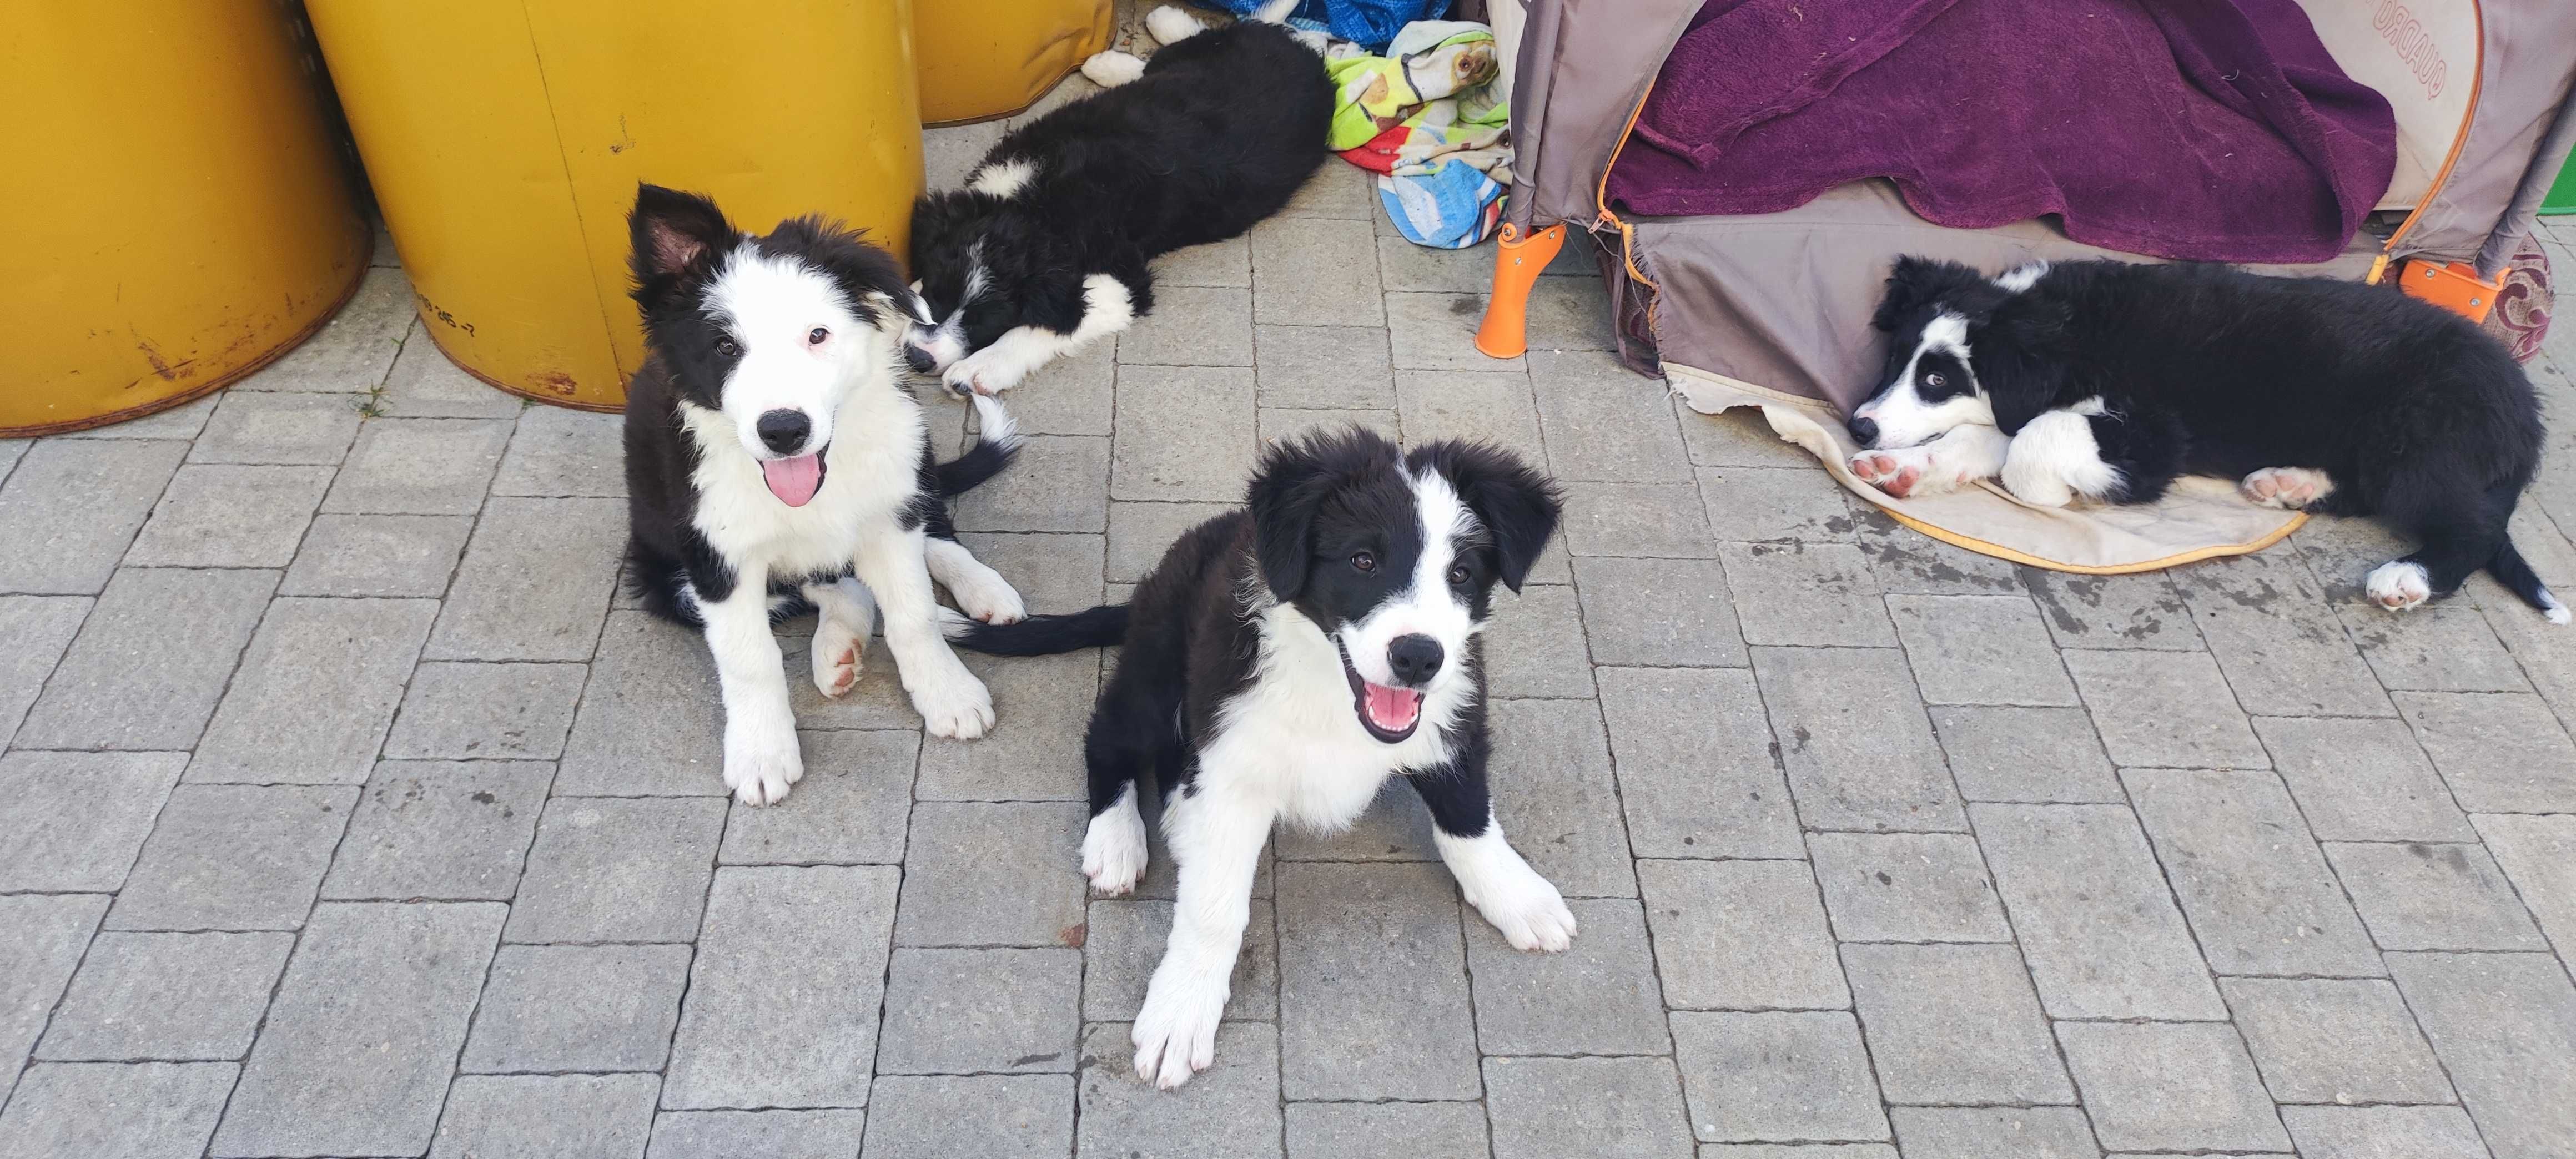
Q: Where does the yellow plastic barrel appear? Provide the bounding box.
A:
[917,0,1111,124]
[306,0,925,411]
[0,5,368,436]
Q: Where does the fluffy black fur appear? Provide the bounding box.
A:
[1865,256,2555,614]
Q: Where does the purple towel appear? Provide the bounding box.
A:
[1607,0,2397,264]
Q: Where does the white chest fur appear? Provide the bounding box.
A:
[681,387,927,580]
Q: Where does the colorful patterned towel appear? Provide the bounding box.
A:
[1325,21,1512,249]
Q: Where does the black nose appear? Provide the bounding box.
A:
[1848,416,1879,447]
[1386,634,1444,686]
[903,346,937,375]
[756,409,812,455]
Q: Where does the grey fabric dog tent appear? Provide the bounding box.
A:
[1482,0,2576,572]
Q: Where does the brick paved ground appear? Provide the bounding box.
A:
[6,65,2576,1159]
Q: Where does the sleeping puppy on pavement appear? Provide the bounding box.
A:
[944,429,1574,1089]
[1845,255,2563,622]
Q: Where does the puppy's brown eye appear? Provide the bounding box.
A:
[1448,565,1470,586]
[715,338,741,358]
[1924,372,1946,389]
[808,327,829,345]
[1351,551,1376,573]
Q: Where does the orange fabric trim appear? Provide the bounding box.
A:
[1594,81,1659,293]
[2371,1,2484,281]
[1875,503,2307,575]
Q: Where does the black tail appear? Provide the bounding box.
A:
[2487,540,2571,624]
[934,392,1021,496]
[947,603,1131,655]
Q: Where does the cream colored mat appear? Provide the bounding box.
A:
[1666,362,2303,574]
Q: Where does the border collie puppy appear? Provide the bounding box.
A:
[622,184,1031,805]
[1846,256,2563,621]
[948,430,1574,1087]
[901,6,1331,397]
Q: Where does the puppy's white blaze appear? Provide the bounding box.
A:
[2002,406,2121,507]
[1857,311,1995,449]
[1082,783,1150,893]
[702,248,873,458]
[1993,261,2051,293]
[1337,468,1479,692]
[968,158,1037,200]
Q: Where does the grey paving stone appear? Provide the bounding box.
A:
[13,566,275,749]
[1393,368,1546,465]
[1698,1146,1898,1159]
[1927,704,2122,802]
[1077,1021,1281,1159]
[1842,943,2073,1105]
[189,391,361,465]
[490,406,625,498]
[2221,976,2452,1104]
[1807,832,2011,943]
[1722,542,1895,646]
[1669,1011,1889,1143]
[2342,602,2529,692]
[2023,568,2201,650]
[460,943,691,1072]
[107,784,354,932]
[1254,218,1383,327]
[321,416,513,515]
[1638,859,1847,1011]
[1084,898,1276,1021]
[1751,646,1967,833]
[1525,275,1616,351]
[1848,506,2031,595]
[1110,365,1258,502]
[0,1061,235,1159]
[1597,667,1803,859]
[878,948,1081,1074]
[2125,768,2382,977]
[922,115,1006,187]
[1886,1107,2099,1159]
[920,651,1095,800]
[556,611,721,795]
[1276,861,1478,1100]
[955,434,1112,532]
[1106,500,1234,583]
[1387,290,1508,371]
[1281,159,1375,218]
[1467,898,1668,1055]
[664,865,900,1110]
[0,436,21,480]
[2476,812,2576,955]
[386,661,588,761]
[1255,324,1397,410]
[864,1074,1073,1159]
[953,531,1105,617]
[232,265,412,392]
[189,596,438,784]
[895,802,1088,947]
[57,392,219,441]
[1560,483,1717,561]
[124,463,332,567]
[721,730,917,864]
[647,1110,869,1159]
[2063,649,2268,769]
[506,797,724,943]
[1698,465,1862,543]
[1530,351,1692,482]
[2280,1105,2492,1159]
[0,440,183,594]
[1123,285,1254,366]
[430,1072,658,1159]
[2391,691,2576,812]
[2252,716,2476,841]
[1375,234,1492,293]
[321,760,551,900]
[1482,583,1597,697]
[1157,236,1252,288]
[1287,1101,1491,1159]
[1259,405,1398,446]
[35,931,290,1061]
[280,512,472,597]
[426,496,623,661]
[0,594,87,747]
[2056,1021,2292,1154]
[1885,593,2078,706]
[211,901,506,1158]
[378,327,524,417]
[1971,803,2225,1019]
[1676,406,1823,469]
[1572,556,1747,667]
[2388,950,2576,1159]
[1486,1056,1695,1159]
[2477,580,2576,723]
[0,750,184,892]
[2323,840,2549,951]
[0,895,108,1100]
[1490,698,1638,897]
[778,627,934,733]
[990,337,1114,436]
[2176,552,2392,716]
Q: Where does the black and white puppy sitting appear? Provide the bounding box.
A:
[901,5,1331,396]
[622,184,1030,805]
[948,430,1574,1089]
[1845,256,2563,622]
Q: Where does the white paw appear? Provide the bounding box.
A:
[1080,49,1147,88]
[2365,560,2432,613]
[2000,466,2076,508]
[1132,966,1227,1090]
[908,662,995,739]
[940,345,1029,398]
[722,722,803,807]
[1083,794,1150,895]
[948,571,1026,626]
[811,618,864,698]
[1462,863,1577,953]
[1849,446,1945,498]
[1145,4,1205,45]
[2240,466,2333,510]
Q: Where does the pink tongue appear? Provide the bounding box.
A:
[761,455,824,507]
[1362,683,1423,731]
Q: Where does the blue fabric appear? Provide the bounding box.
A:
[1193,0,1449,52]
[1376,162,1505,250]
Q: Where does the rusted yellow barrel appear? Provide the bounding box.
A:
[0,6,368,436]
[917,0,1111,124]
[307,0,925,411]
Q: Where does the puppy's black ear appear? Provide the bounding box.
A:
[1871,256,1991,331]
[628,184,734,304]
[1246,437,1340,603]
[1415,441,1562,593]
[1977,295,2074,434]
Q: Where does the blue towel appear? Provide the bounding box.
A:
[1376,162,1504,250]
[1193,0,1450,53]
